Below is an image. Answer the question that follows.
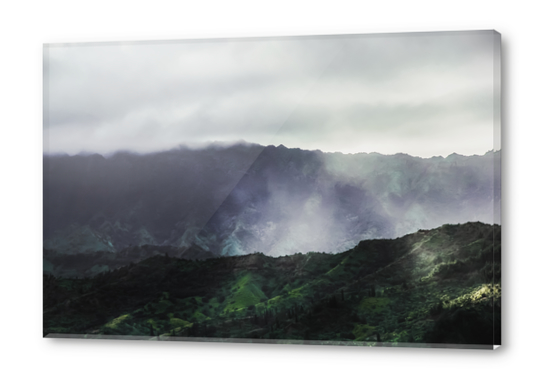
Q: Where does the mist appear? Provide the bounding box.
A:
[44,143,500,258]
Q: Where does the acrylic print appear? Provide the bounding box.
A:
[43,31,501,349]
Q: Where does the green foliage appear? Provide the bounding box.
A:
[104,314,131,329]
[223,273,268,312]
[353,324,376,341]
[169,318,192,329]
[358,297,390,313]
[446,283,501,309]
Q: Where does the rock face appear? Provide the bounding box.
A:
[44,143,500,257]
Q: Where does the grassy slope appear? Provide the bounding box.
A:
[43,222,501,346]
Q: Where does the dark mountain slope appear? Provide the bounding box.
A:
[44,143,266,253]
[44,143,500,257]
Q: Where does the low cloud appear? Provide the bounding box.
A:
[44,31,499,157]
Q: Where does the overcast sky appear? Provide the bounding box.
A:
[44,31,500,158]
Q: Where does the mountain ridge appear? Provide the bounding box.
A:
[44,143,500,258]
[44,139,500,159]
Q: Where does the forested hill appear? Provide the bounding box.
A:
[44,222,501,348]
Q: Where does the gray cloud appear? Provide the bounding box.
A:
[44,31,499,157]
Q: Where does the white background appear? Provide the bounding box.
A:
[0,0,539,377]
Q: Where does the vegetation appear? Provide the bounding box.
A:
[43,222,501,347]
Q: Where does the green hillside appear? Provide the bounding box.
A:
[43,222,501,348]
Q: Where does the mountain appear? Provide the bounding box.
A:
[44,143,500,258]
[44,222,501,347]
[43,143,267,254]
